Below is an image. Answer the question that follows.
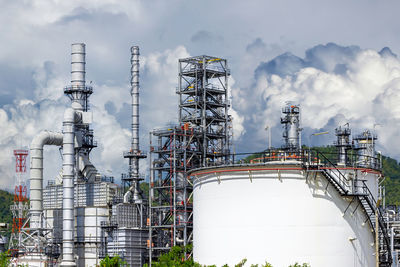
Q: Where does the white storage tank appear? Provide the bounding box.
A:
[192,162,378,267]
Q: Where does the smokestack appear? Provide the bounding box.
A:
[60,43,88,267]
[71,43,85,88]
[131,46,140,179]
[123,46,146,203]
[70,43,86,111]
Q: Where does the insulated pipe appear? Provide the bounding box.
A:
[70,43,86,110]
[60,108,81,267]
[71,43,85,88]
[131,46,140,178]
[30,131,63,230]
[124,46,141,203]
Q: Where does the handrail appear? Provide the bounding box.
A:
[360,180,392,264]
[306,150,350,194]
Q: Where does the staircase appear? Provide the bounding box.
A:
[303,150,392,266]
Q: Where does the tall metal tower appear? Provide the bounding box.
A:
[101,46,148,267]
[281,103,301,150]
[335,124,351,165]
[178,55,231,165]
[354,130,378,168]
[9,149,29,256]
[64,43,97,157]
[149,55,231,263]
[123,46,147,202]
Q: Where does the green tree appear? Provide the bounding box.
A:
[144,245,200,267]
[99,255,127,267]
[0,251,10,267]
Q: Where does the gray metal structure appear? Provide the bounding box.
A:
[149,55,231,263]
[335,124,351,165]
[178,55,231,165]
[281,103,301,150]
[123,46,147,201]
[354,129,378,168]
[100,46,147,267]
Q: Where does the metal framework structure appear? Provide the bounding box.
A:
[335,124,351,165]
[149,126,199,259]
[354,130,378,168]
[178,55,231,165]
[281,103,301,150]
[100,46,148,267]
[148,55,231,263]
[9,150,29,255]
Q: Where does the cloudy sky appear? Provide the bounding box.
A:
[1,0,400,191]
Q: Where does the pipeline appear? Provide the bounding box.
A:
[60,108,81,267]
[29,131,63,230]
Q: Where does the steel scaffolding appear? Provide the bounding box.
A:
[178,55,231,165]
[148,55,231,263]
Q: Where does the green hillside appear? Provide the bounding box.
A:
[0,190,13,226]
[382,156,400,205]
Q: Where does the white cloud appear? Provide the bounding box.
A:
[234,43,400,158]
[0,45,204,190]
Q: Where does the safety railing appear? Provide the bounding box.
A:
[206,148,381,171]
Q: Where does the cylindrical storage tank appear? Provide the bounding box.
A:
[192,163,376,267]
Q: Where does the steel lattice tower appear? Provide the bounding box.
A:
[9,150,29,256]
[149,55,231,263]
[178,55,231,165]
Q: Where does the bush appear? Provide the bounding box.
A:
[99,255,127,267]
[147,246,309,267]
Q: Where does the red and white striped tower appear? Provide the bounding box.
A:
[9,149,29,256]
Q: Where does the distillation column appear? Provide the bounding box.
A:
[335,125,351,165]
[354,130,378,168]
[281,103,301,150]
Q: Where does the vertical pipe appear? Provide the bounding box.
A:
[131,46,140,156]
[224,59,229,162]
[178,61,182,123]
[61,109,78,266]
[71,43,86,111]
[202,57,207,166]
[30,131,63,230]
[131,46,140,201]
[173,129,177,247]
[71,43,85,87]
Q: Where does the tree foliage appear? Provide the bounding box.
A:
[99,255,127,267]
[147,246,308,267]
[0,251,10,267]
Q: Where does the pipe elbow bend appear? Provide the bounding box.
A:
[31,130,63,149]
